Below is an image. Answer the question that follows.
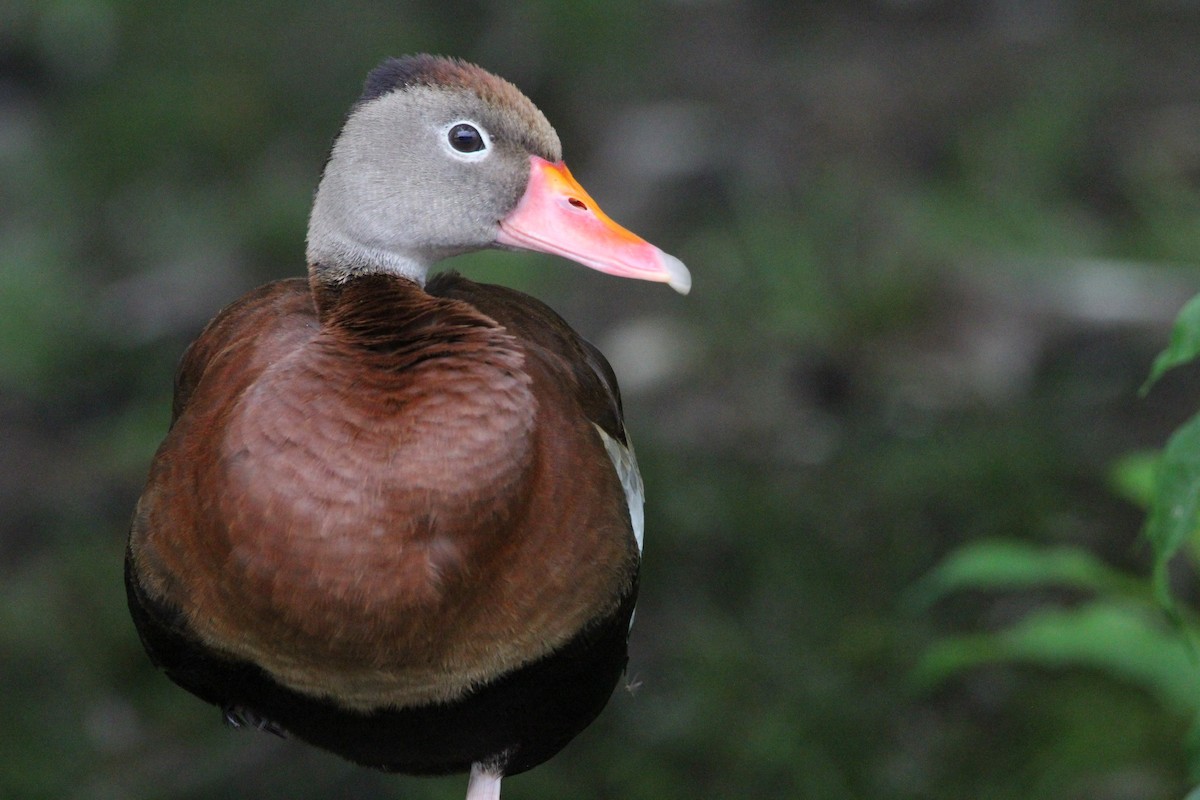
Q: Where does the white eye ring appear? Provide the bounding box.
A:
[442,120,491,161]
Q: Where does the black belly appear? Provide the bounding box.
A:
[125,553,637,776]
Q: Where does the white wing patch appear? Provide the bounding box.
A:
[594,424,645,555]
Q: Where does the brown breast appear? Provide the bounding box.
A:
[128,273,638,710]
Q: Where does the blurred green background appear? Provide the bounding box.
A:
[6,1,1200,798]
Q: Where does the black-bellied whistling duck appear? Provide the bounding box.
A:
[124,55,690,799]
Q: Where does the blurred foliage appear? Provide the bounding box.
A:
[911,294,1200,789]
[1141,297,1200,612]
[7,1,1200,799]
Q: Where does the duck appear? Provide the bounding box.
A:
[124,54,690,800]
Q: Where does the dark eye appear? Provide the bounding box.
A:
[448,123,485,153]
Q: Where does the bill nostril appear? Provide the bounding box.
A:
[567,197,588,211]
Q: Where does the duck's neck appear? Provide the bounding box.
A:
[307,233,456,328]
[306,239,432,292]
[306,267,521,373]
[307,266,430,331]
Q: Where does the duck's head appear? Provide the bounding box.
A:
[306,55,691,295]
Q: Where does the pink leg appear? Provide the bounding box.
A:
[466,762,502,800]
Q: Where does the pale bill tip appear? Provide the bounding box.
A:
[660,251,692,295]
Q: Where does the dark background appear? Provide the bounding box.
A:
[4,1,1200,798]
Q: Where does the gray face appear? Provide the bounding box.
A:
[306,86,561,282]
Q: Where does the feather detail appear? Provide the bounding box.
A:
[594,424,645,555]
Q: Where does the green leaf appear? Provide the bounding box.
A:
[1143,293,1200,395]
[913,602,1200,712]
[1146,410,1200,609]
[907,538,1141,609]
[1109,451,1159,510]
